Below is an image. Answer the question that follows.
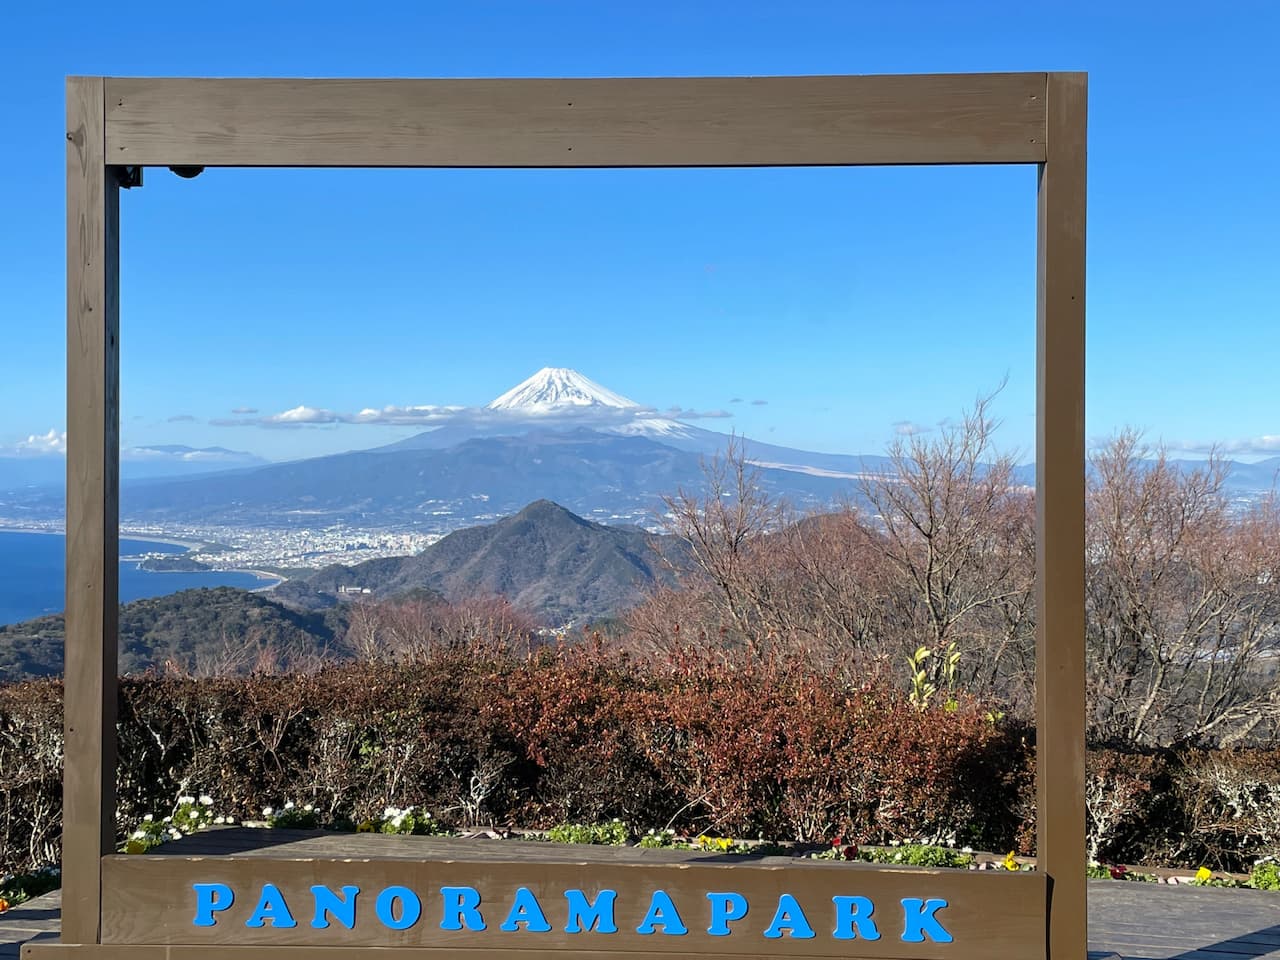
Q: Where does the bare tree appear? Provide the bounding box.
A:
[1086,432,1280,745]
[658,436,787,648]
[343,594,538,664]
[857,393,1036,693]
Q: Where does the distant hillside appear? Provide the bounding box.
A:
[276,500,685,623]
[113,428,858,531]
[0,587,348,683]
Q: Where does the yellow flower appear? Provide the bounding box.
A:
[1195,866,1212,883]
[1003,851,1019,871]
[0,897,10,913]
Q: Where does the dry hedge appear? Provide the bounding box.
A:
[2,646,1277,876]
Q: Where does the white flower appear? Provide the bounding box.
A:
[284,801,295,810]
[303,804,314,812]
[162,816,172,823]
[178,796,195,805]
[143,814,153,822]
[199,795,214,806]
[213,816,226,825]
[130,830,145,839]
[262,807,274,816]
[225,818,237,826]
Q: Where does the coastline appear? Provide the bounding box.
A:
[0,526,283,592]
[0,524,207,553]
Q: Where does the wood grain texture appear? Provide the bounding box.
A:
[21,874,1280,960]
[98,852,1045,958]
[63,75,119,947]
[1035,71,1088,960]
[103,74,1047,168]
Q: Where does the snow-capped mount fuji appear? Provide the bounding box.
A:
[374,367,884,478]
[377,367,702,451]
[486,367,639,413]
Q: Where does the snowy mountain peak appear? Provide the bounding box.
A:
[486,367,639,413]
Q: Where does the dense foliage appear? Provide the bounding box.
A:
[3,644,1278,878]
[0,587,350,681]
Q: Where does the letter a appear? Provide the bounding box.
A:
[763,893,816,939]
[636,890,688,936]
[500,887,552,932]
[245,883,298,928]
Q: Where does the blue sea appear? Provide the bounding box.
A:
[0,531,270,627]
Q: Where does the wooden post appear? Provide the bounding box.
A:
[1035,71,1088,960]
[63,76,120,946]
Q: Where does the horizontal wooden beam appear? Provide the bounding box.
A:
[102,74,1048,168]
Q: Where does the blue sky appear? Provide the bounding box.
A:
[1,1,1276,463]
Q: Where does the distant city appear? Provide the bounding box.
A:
[1,367,1276,580]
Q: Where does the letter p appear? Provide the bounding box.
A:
[706,892,749,936]
[193,883,234,927]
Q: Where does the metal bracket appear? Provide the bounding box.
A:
[113,165,143,189]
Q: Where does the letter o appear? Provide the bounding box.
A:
[375,886,422,930]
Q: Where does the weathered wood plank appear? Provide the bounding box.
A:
[100,853,1046,958]
[63,75,119,948]
[1035,70,1088,960]
[104,74,1048,168]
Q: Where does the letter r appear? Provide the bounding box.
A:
[833,895,881,940]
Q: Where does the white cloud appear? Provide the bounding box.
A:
[893,420,929,436]
[211,402,732,430]
[1174,435,1280,456]
[12,428,67,455]
[125,446,256,464]
[661,407,732,420]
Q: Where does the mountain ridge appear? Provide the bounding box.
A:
[276,499,684,623]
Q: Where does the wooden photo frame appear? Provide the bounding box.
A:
[41,71,1086,960]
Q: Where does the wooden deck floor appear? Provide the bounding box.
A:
[3,830,1278,959]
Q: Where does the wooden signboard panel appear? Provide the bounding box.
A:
[101,853,1046,958]
[44,71,1086,960]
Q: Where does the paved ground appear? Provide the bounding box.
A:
[0,890,59,960]
[3,836,1277,958]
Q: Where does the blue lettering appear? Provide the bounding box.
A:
[635,890,688,936]
[192,883,234,927]
[375,886,421,930]
[310,885,359,930]
[901,898,952,943]
[763,894,815,939]
[245,883,298,929]
[440,886,486,931]
[706,892,748,936]
[500,887,552,932]
[833,895,881,940]
[564,889,618,933]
